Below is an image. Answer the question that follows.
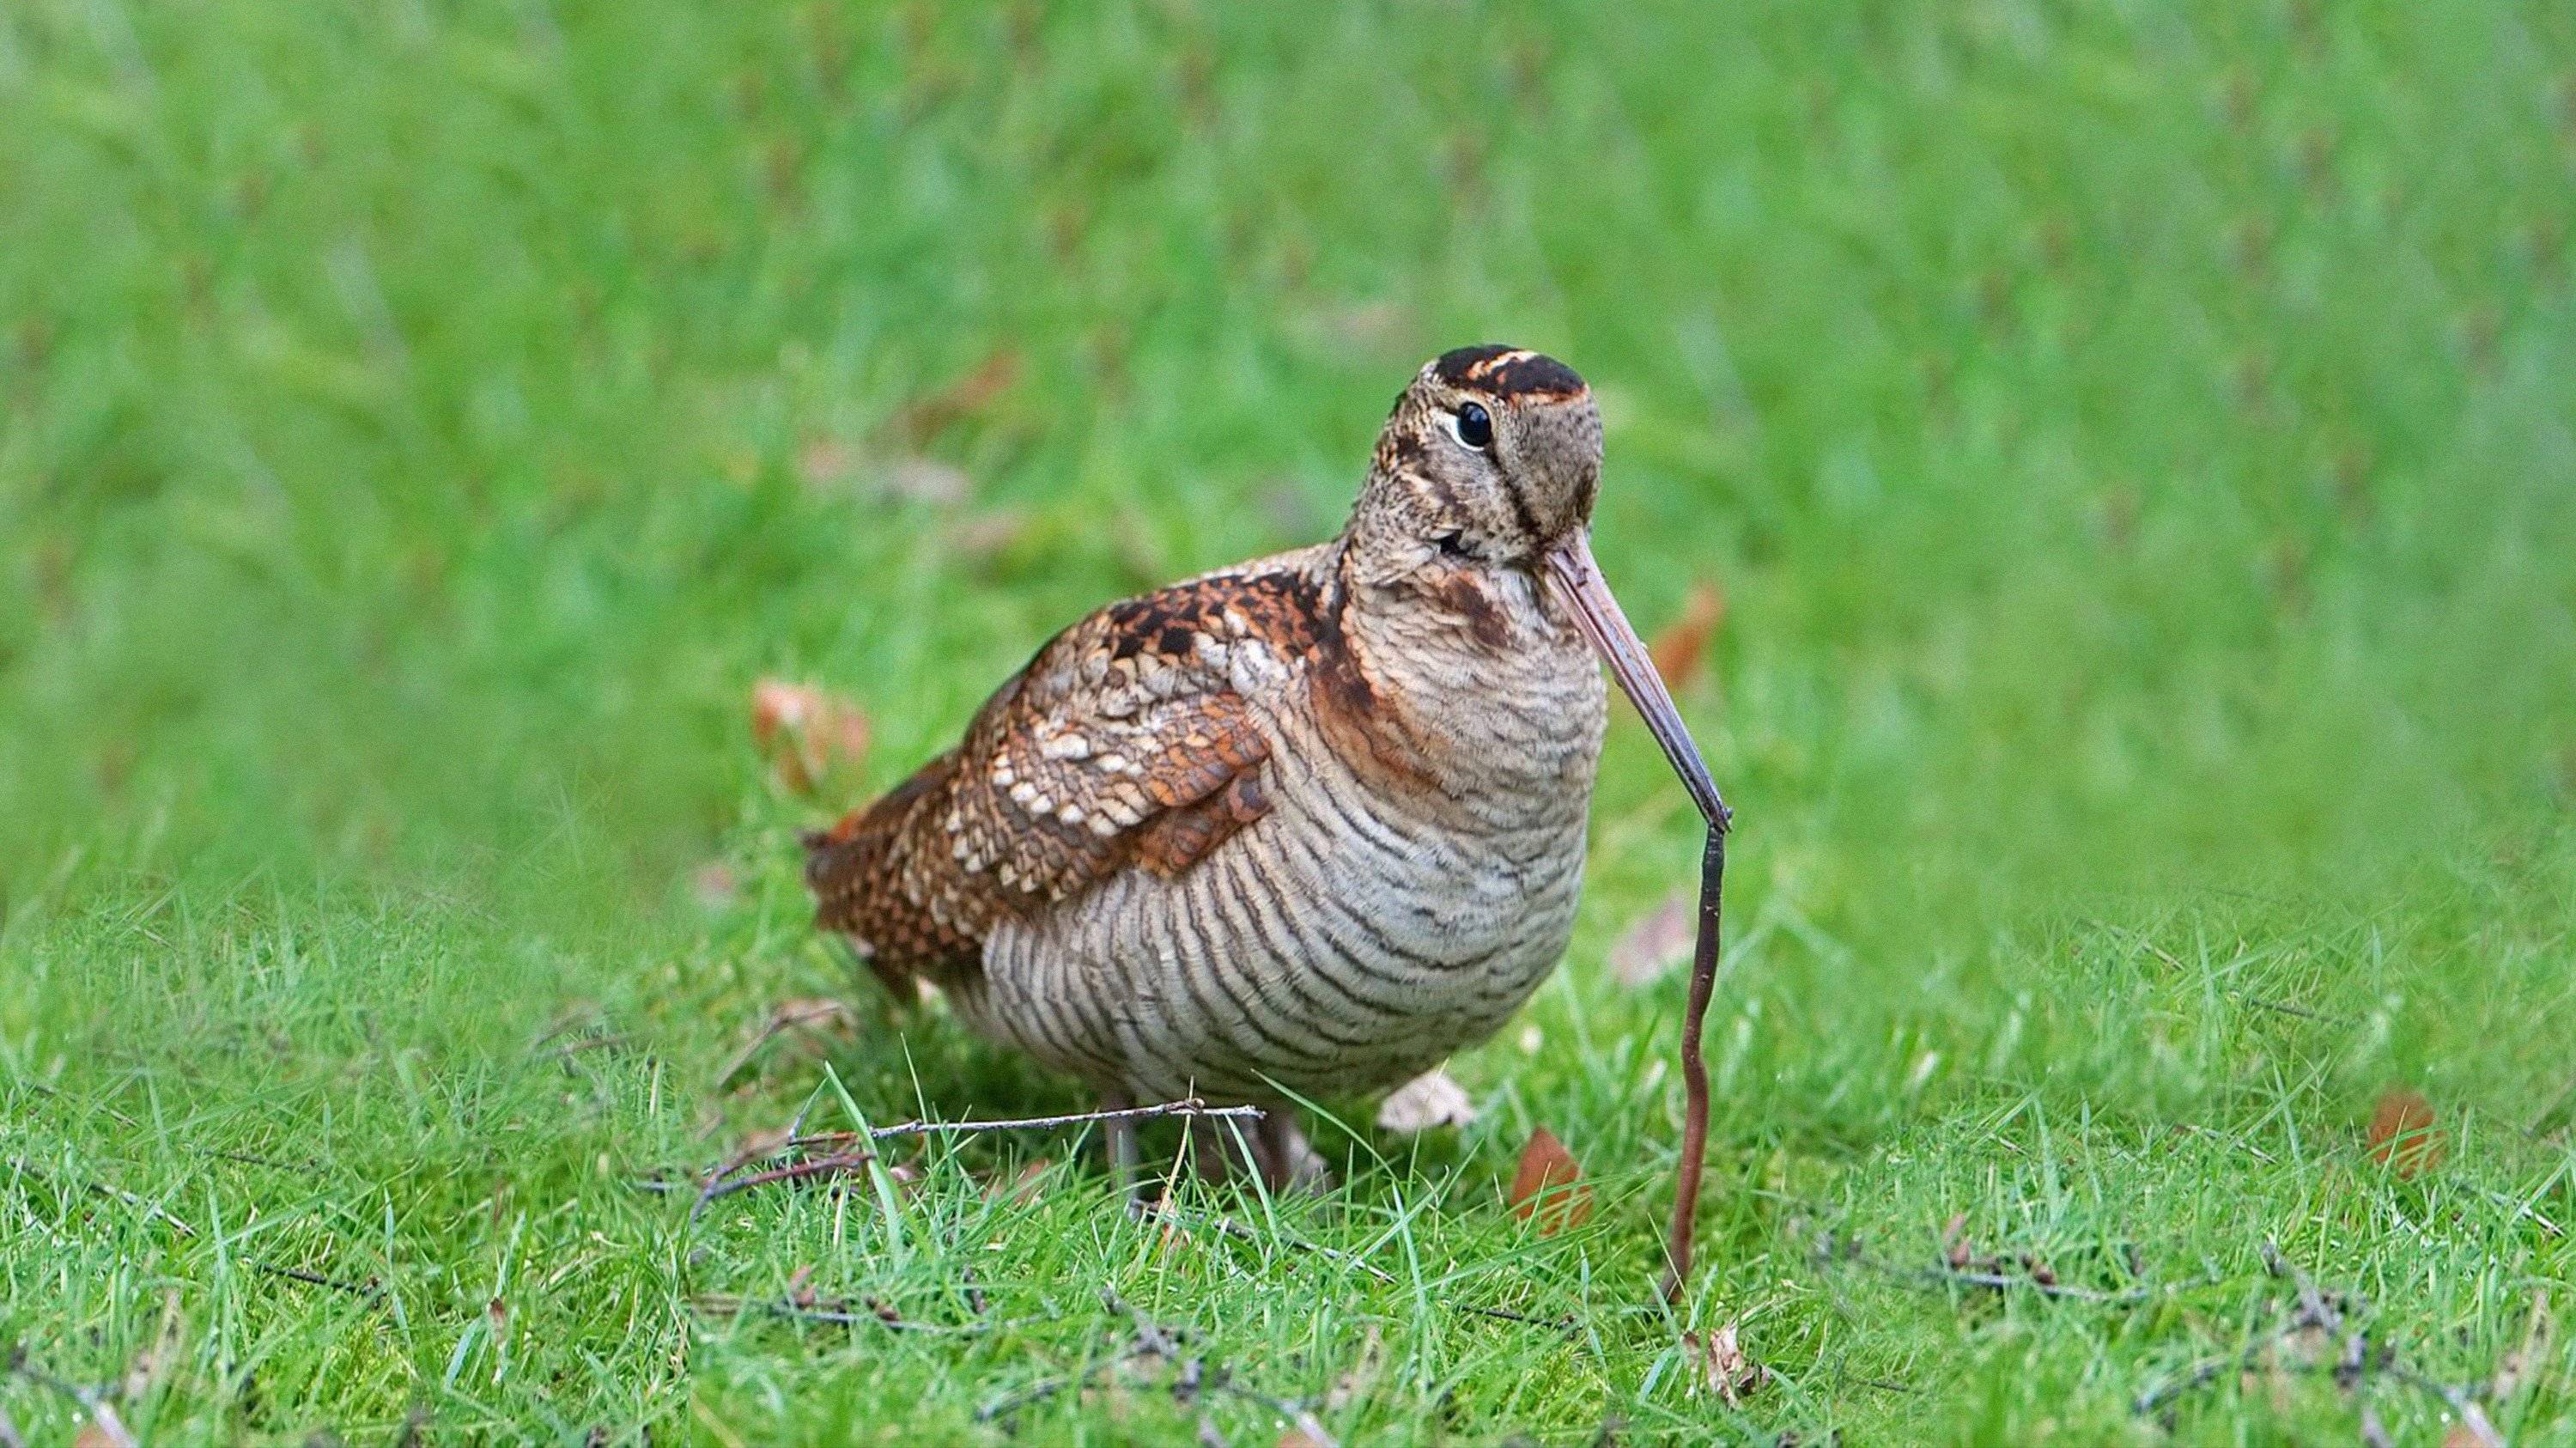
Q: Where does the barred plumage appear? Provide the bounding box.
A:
[808,346,1665,1189]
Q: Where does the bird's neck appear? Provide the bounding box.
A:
[1309,534,1607,802]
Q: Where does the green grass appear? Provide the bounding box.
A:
[5,0,2575,1440]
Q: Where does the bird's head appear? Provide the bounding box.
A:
[1353,344,1605,570]
[1347,345,1728,826]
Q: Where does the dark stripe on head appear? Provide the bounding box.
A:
[1431,344,1589,399]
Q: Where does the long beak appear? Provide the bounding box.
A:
[1543,530,1731,831]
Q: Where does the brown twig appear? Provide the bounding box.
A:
[863,1098,1261,1141]
[548,1032,632,1060]
[252,1262,384,1301]
[2239,994,2349,1024]
[1657,824,1728,1305]
[689,1293,999,1335]
[692,1152,874,1218]
[2133,1238,2502,1441]
[673,1098,1262,1218]
[978,1290,1180,1423]
[526,1007,605,1053]
[977,1328,1161,1423]
[197,1147,312,1171]
[1817,1233,2154,1305]
[1452,1303,1580,1333]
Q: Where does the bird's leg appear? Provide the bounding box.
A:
[1100,1087,1139,1202]
[1253,1105,1331,1194]
[1188,1117,1240,1186]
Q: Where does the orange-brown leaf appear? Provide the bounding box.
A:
[984,1158,1052,1206]
[1648,581,1726,691]
[888,349,1022,445]
[751,679,872,793]
[2367,1087,2445,1178]
[73,1418,137,1448]
[690,861,742,910]
[1508,1126,1594,1233]
[1941,1212,1972,1269]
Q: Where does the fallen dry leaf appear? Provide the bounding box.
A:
[2366,1087,2445,1178]
[73,1416,137,1448]
[1310,298,1414,351]
[885,456,971,507]
[1508,1126,1594,1233]
[2493,1290,2553,1402]
[984,1158,1052,1206]
[751,679,872,794]
[948,508,1034,563]
[690,861,741,910]
[1376,1068,1475,1134]
[1941,1212,1972,1270]
[888,349,1022,446]
[1647,581,1726,691]
[1686,1319,1768,1406]
[118,1288,183,1402]
[2443,1408,2507,1448]
[1608,891,1693,989]
[795,435,860,490]
[1324,1323,1385,1413]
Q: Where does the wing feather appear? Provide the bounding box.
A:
[804,562,1326,993]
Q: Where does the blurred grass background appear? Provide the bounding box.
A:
[3,1,2573,1442]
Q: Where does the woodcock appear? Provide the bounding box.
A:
[806,345,1726,1190]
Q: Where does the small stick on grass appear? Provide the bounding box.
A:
[252,1262,384,1301]
[1818,1234,2154,1305]
[864,1098,1261,1141]
[695,1152,875,1214]
[678,1098,1262,1214]
[690,1293,1001,1335]
[1451,1303,1580,1333]
[2134,1239,2501,1439]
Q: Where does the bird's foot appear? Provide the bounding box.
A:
[1251,1106,1333,1195]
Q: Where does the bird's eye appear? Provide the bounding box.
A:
[1452,402,1493,450]
[1432,530,1472,559]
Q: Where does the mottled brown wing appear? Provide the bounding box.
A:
[803,568,1320,993]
